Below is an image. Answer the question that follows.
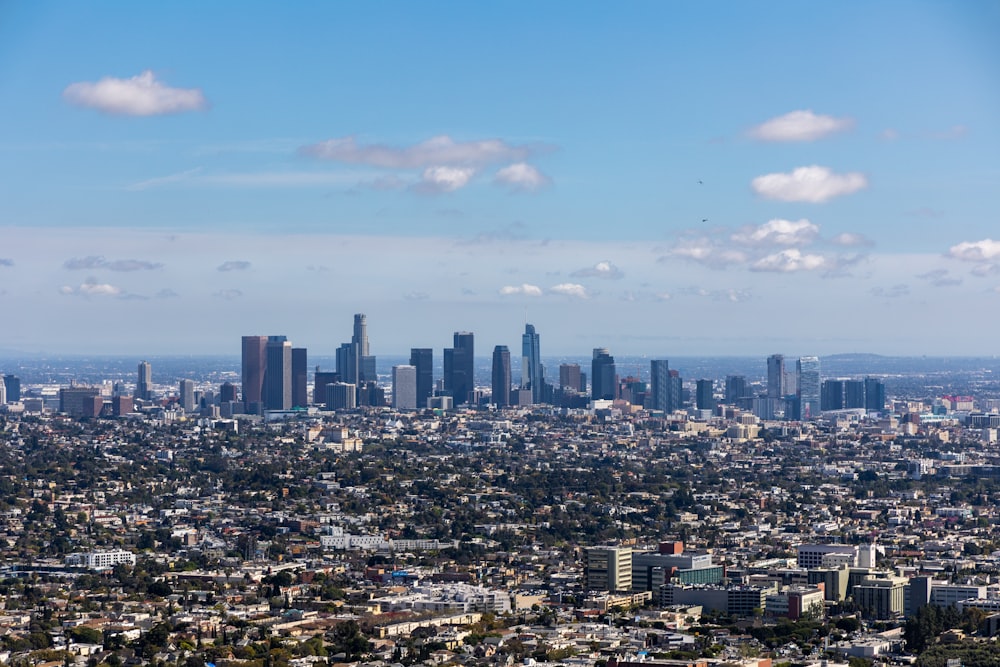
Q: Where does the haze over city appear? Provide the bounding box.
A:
[1,2,998,356]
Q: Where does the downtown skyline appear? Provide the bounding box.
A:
[1,2,999,356]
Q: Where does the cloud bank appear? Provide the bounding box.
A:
[751,166,868,203]
[749,110,854,142]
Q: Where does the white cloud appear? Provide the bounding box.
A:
[61,277,123,296]
[499,283,543,296]
[402,291,430,301]
[731,218,819,247]
[494,163,550,191]
[63,70,207,116]
[571,261,624,279]
[830,232,874,247]
[751,165,868,203]
[218,260,251,272]
[750,249,828,273]
[749,110,854,142]
[126,167,204,191]
[550,283,589,298]
[655,292,672,301]
[415,166,475,193]
[879,128,900,141]
[301,135,534,168]
[948,239,1000,262]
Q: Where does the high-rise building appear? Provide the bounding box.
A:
[409,348,433,409]
[264,336,292,410]
[392,365,417,410]
[492,345,511,407]
[844,380,865,409]
[135,361,151,401]
[314,370,340,406]
[696,379,714,411]
[336,313,374,386]
[327,382,356,410]
[242,335,267,410]
[219,381,238,403]
[521,324,543,404]
[291,348,308,408]
[797,356,821,419]
[3,374,21,403]
[444,332,474,405]
[864,377,886,412]
[179,379,195,412]
[767,354,786,399]
[592,348,617,400]
[821,380,845,411]
[649,359,683,412]
[559,363,583,392]
[724,375,749,404]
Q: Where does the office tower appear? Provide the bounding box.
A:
[314,369,339,405]
[327,382,356,410]
[864,377,886,412]
[669,370,683,411]
[220,381,237,403]
[336,313,374,386]
[392,365,417,410]
[444,332,474,405]
[767,354,785,398]
[0,382,5,405]
[242,335,267,409]
[521,324,543,403]
[179,379,195,412]
[696,379,714,410]
[3,375,20,403]
[409,348,433,409]
[291,348,308,408]
[264,335,292,410]
[592,348,617,400]
[797,356,821,419]
[585,546,632,592]
[135,361,151,401]
[492,345,511,407]
[559,363,582,392]
[844,380,865,409]
[821,380,845,411]
[724,375,748,404]
[649,359,668,411]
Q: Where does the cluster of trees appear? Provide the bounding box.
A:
[904,604,988,653]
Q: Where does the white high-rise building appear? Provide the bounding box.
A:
[392,365,417,410]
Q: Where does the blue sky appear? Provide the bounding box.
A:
[1,1,998,356]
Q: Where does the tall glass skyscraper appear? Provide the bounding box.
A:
[264,335,292,411]
[492,345,511,407]
[445,332,474,405]
[521,323,542,403]
[592,348,617,400]
[241,335,267,410]
[409,348,433,409]
[797,356,821,419]
[767,354,786,398]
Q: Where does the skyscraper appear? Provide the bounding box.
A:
[179,379,195,412]
[767,354,786,398]
[821,380,845,410]
[724,374,748,404]
[3,375,20,403]
[559,363,583,392]
[864,377,886,412]
[264,335,292,410]
[521,323,543,404]
[649,359,669,411]
[797,356,821,419]
[242,335,267,410]
[291,347,308,408]
[409,348,433,409]
[845,380,866,408]
[314,370,339,406]
[337,314,375,386]
[492,345,511,407]
[135,361,151,401]
[445,332,474,405]
[592,348,617,400]
[392,365,417,410]
[696,379,714,410]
